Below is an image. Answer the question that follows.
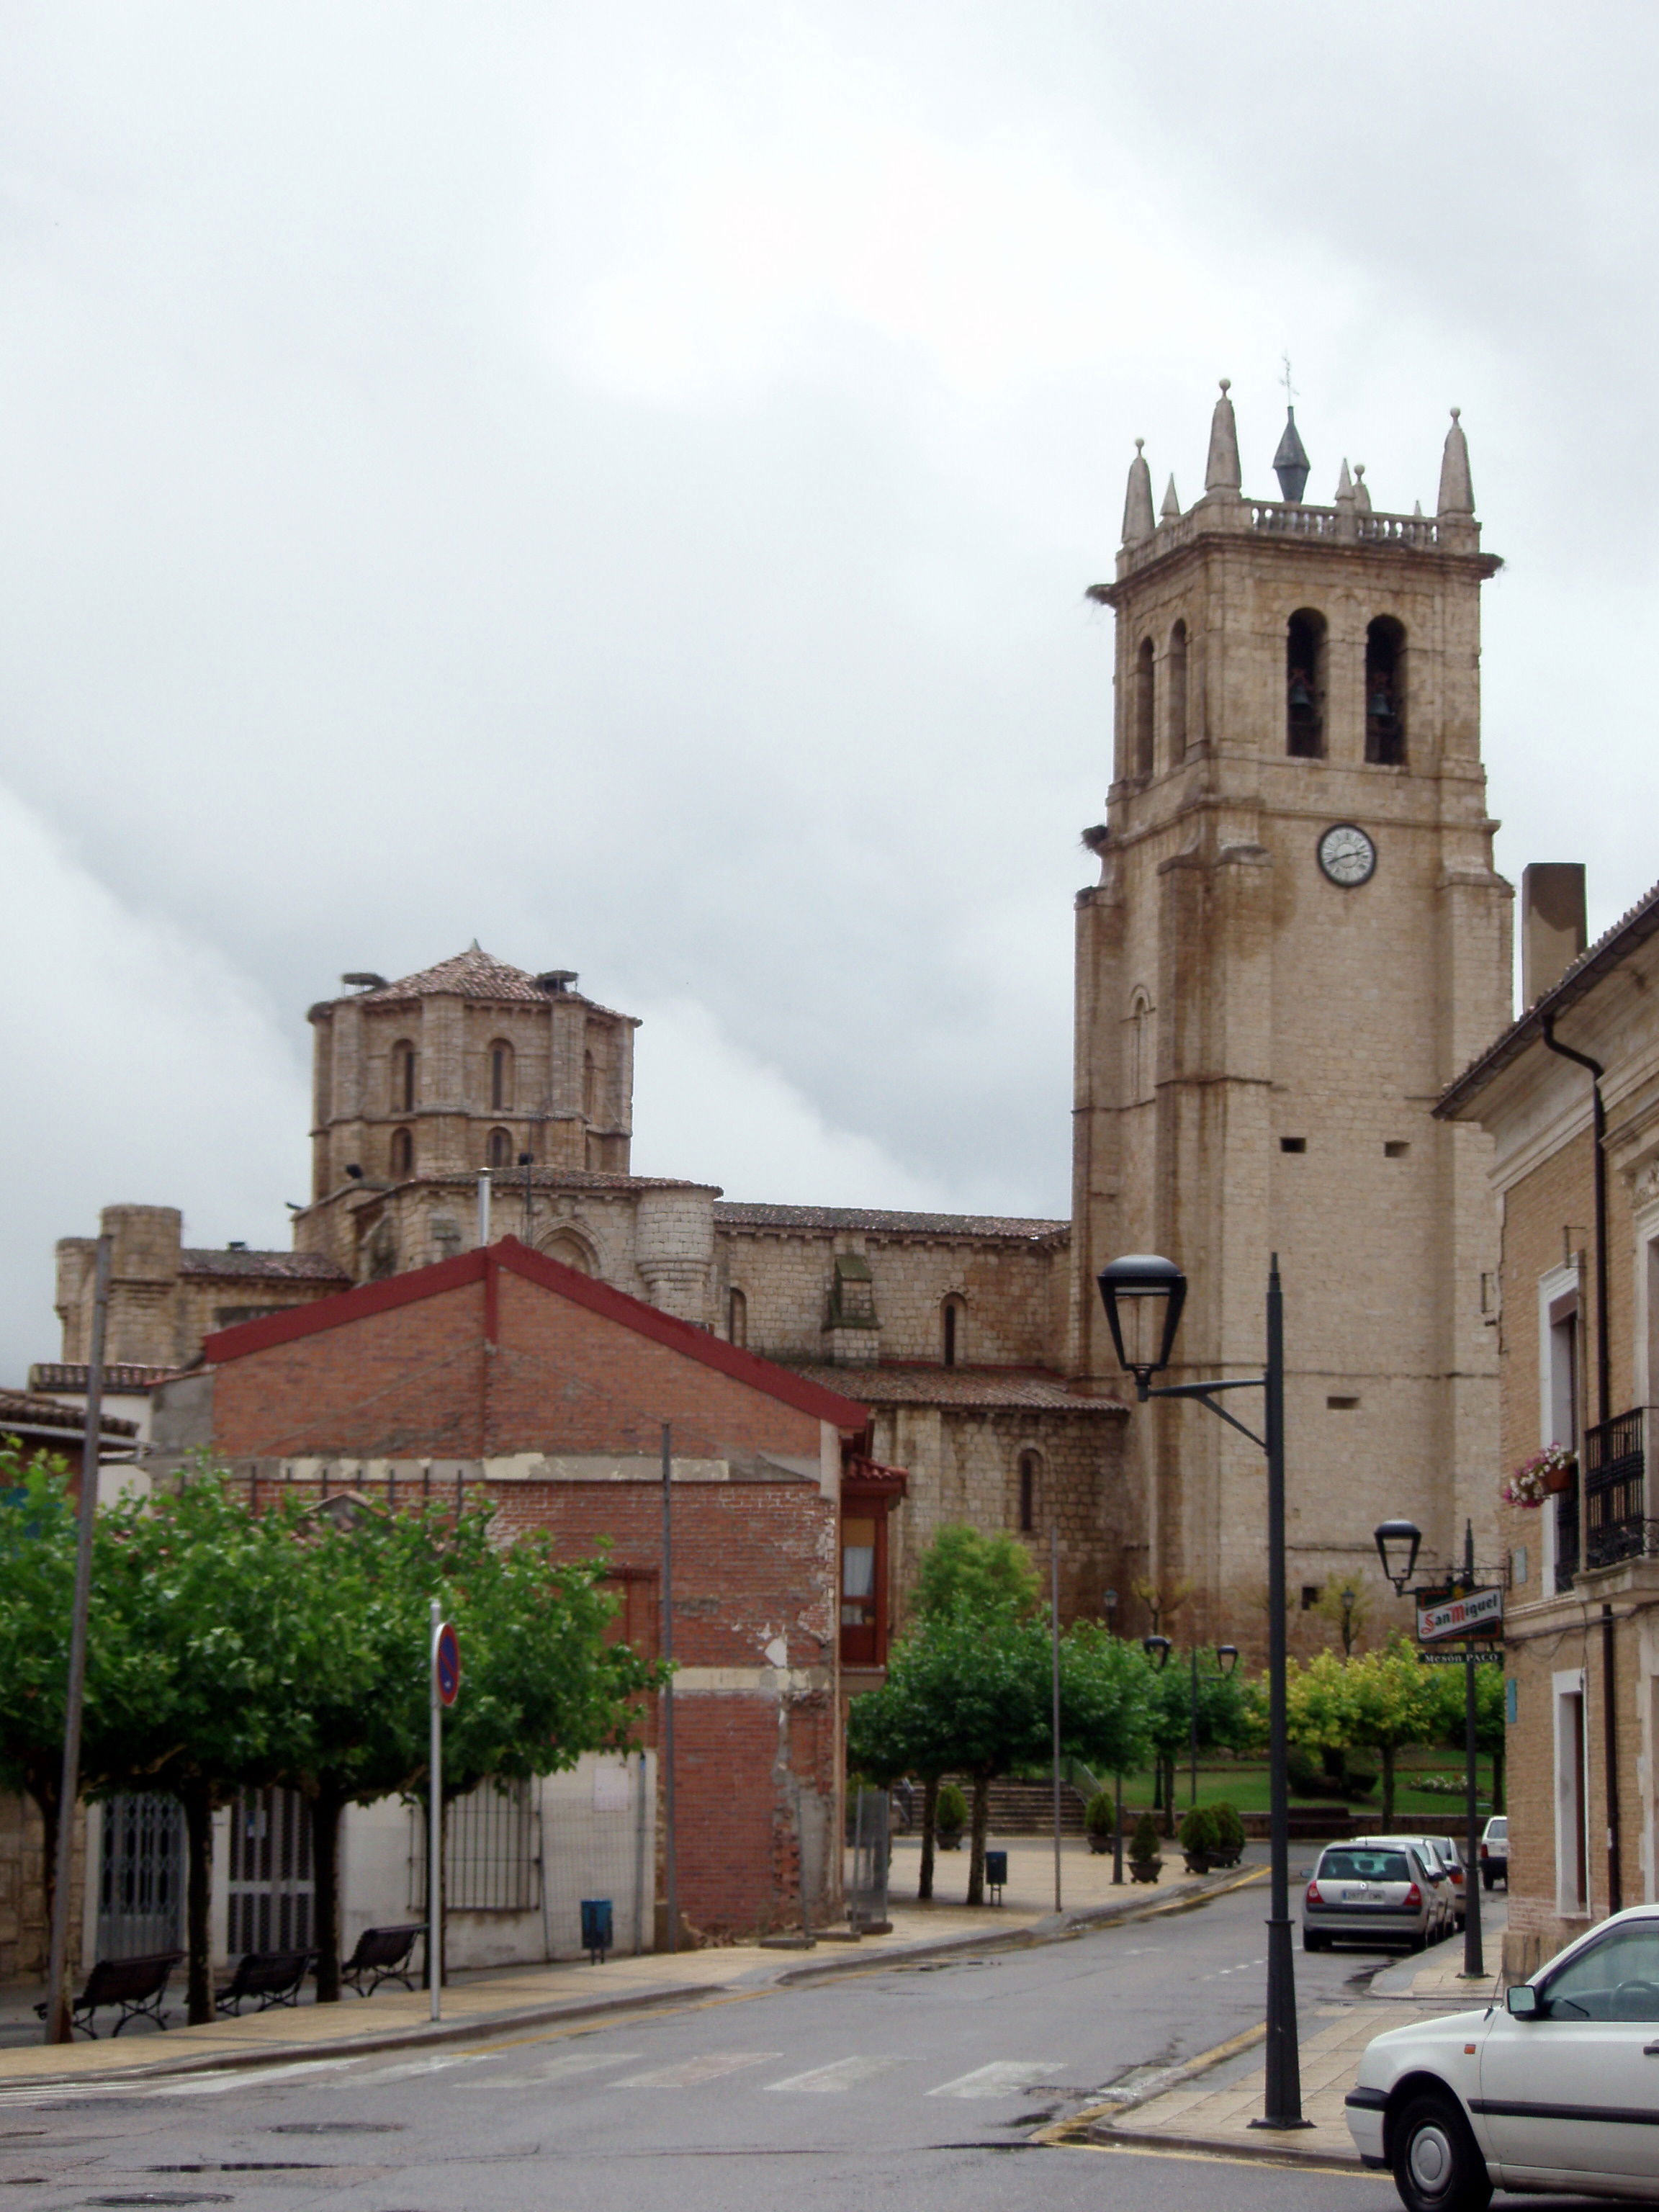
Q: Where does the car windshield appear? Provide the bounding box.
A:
[1320,1850,1411,1883]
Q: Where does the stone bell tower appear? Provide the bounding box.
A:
[1071,382,1511,1641]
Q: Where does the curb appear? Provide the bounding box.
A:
[0,1863,1266,2092]
[1077,2121,1360,2172]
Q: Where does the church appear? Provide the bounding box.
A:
[49,382,1510,1654]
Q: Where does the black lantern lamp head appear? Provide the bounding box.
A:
[1216,1642,1239,1677]
[1141,1633,1172,1671]
[1097,1253,1187,1399]
[1373,1517,1422,1596]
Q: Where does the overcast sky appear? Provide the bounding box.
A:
[1,2,1653,1375]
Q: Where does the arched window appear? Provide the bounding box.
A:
[1017,1449,1040,1534]
[539,1229,594,1275]
[1365,616,1407,765]
[942,1295,966,1368]
[390,1126,413,1179]
[391,1040,416,1115]
[1286,610,1326,757]
[728,1287,747,1347]
[490,1040,514,1112]
[1167,620,1189,761]
[1133,637,1156,777]
[487,1126,513,1170]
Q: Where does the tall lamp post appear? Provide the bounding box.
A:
[1099,1251,1307,2131]
[1375,1515,1487,1981]
[1105,1588,1125,1884]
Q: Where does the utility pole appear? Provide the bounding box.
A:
[43,1234,112,2044]
[661,1423,677,1953]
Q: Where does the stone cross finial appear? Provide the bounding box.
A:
[1121,437,1156,544]
[1205,378,1241,493]
[1437,407,1475,516]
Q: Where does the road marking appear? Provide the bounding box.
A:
[324,2051,500,2087]
[157,2060,354,2095]
[454,2049,643,2090]
[764,2055,917,2092]
[611,2051,781,2089]
[928,2061,1061,2099]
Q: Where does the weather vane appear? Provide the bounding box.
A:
[1281,354,1297,405]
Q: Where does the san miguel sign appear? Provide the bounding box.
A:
[1416,1583,1505,1645]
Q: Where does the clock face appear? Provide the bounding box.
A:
[1317,822,1377,888]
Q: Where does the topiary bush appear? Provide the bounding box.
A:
[1130,1809,1161,1864]
[1085,1789,1115,1835]
[1287,1744,1324,1795]
[1210,1802,1245,1861]
[935,1781,968,1847]
[1179,1804,1218,1857]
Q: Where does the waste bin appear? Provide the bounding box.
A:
[580,1898,613,1964]
[984,1850,1007,1904]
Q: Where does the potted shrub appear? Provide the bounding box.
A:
[935,1781,968,1851]
[1179,1804,1218,1874]
[1209,1801,1245,1869]
[1128,1810,1161,1884]
[1084,1789,1115,1855]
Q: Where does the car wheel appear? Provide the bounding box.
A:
[1391,2090,1492,2212]
[1302,1929,1327,1951]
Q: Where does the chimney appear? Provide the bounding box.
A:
[1521,863,1587,1007]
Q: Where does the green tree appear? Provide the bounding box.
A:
[1289,1641,1437,1830]
[912,1526,1040,1621]
[269,1493,660,2000]
[1424,1657,1506,1815]
[1142,1649,1255,1835]
[874,1599,1052,1905]
[1058,1624,1156,1780]
[0,1456,166,1953]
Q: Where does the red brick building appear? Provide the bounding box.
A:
[156,1237,892,1940]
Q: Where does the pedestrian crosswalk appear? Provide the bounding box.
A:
[0,2043,1070,2108]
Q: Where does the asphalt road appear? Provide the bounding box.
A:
[0,1879,1469,2212]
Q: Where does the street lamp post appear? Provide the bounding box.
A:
[1098,1252,1307,2131]
[1375,1515,1487,1981]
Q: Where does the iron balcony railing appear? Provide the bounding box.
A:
[1582,1408,1659,1572]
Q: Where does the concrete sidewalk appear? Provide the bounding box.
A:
[0,1834,1253,2092]
[1064,1897,1511,2168]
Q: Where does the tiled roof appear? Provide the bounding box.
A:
[1437,872,1659,1118]
[714,1203,1069,1244]
[317,945,635,1025]
[179,1250,351,1282]
[0,1387,138,1439]
[30,1363,176,1393]
[788,1363,1125,1413]
[360,945,559,1004]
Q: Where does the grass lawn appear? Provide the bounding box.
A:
[1104,1755,1498,1821]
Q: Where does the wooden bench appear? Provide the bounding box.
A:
[215,1948,314,2015]
[341,1923,424,1997]
[34,1950,183,2038]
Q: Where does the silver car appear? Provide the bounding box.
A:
[1302,1842,1439,1951]
[1353,1833,1460,1936]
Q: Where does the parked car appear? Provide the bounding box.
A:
[1302,1842,1439,1953]
[1351,1835,1458,1938]
[1479,1814,1508,1890]
[1346,1904,1659,2210]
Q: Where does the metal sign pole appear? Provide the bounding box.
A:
[1050,1521,1062,1914]
[429,1599,442,2022]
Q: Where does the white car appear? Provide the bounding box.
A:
[1351,1834,1460,1940]
[1347,1904,1659,2209]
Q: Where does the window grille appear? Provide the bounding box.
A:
[410,1779,538,1912]
[228,1787,314,1954]
[98,1793,185,1961]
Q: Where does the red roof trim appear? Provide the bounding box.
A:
[202,1238,871,1431]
